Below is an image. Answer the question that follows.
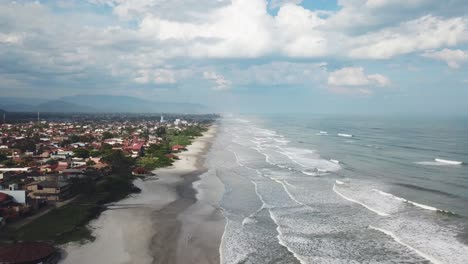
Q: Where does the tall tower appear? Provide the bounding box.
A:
[37,112,40,123]
[2,113,5,125]
[160,115,164,123]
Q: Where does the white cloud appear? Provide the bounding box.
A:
[0,33,22,44]
[203,71,232,91]
[348,15,468,59]
[269,0,303,9]
[327,67,390,94]
[2,0,468,98]
[423,49,468,69]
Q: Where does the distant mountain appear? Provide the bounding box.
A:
[60,95,208,113]
[0,95,209,113]
[36,100,98,113]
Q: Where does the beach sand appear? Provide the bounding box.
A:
[61,126,224,264]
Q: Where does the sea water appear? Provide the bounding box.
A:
[208,114,468,264]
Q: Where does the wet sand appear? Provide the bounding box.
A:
[61,126,224,264]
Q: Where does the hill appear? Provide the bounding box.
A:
[0,95,209,113]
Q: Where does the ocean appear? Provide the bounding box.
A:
[207,114,468,264]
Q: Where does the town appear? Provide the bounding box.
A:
[0,111,217,263]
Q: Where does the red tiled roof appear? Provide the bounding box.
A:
[0,242,56,264]
[0,192,12,203]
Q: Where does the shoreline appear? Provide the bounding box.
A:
[60,125,223,264]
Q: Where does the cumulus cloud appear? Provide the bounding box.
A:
[1,0,467,99]
[348,15,468,59]
[327,67,390,94]
[423,49,468,69]
[203,71,232,91]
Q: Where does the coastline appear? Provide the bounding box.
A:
[61,125,224,264]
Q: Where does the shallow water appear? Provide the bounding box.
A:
[210,115,468,264]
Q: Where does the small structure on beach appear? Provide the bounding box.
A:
[171,145,186,152]
[132,167,154,176]
[0,242,59,264]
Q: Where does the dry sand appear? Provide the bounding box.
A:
[61,126,224,264]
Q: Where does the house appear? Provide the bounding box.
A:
[55,161,69,173]
[0,184,26,204]
[171,145,186,152]
[165,154,179,159]
[25,181,71,202]
[62,168,84,179]
[129,143,144,157]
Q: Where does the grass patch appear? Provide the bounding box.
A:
[5,175,139,245]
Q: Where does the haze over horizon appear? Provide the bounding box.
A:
[1,0,468,114]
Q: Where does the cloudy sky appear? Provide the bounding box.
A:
[1,0,467,114]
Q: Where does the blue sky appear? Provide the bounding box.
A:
[0,0,467,114]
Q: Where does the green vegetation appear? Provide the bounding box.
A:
[137,155,173,171]
[73,148,90,159]
[168,126,207,146]
[101,150,135,175]
[101,131,115,140]
[0,153,7,162]
[10,195,104,244]
[8,173,140,244]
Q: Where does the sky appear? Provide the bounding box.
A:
[0,0,467,114]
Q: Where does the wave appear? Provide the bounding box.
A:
[333,184,389,217]
[330,159,340,164]
[267,210,307,264]
[415,159,463,166]
[277,146,341,173]
[394,183,458,198]
[335,180,345,185]
[373,189,458,215]
[249,176,307,264]
[338,133,353,138]
[369,225,443,264]
[434,158,463,165]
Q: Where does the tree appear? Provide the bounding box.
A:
[14,139,37,153]
[86,160,96,166]
[73,148,90,159]
[102,132,115,140]
[156,127,166,137]
[68,134,80,143]
[0,153,7,162]
[100,150,135,175]
[2,159,16,167]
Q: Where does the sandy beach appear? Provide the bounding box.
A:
[61,126,224,264]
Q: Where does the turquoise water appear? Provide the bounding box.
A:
[259,114,468,216]
[211,115,468,264]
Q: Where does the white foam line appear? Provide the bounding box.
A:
[229,149,246,168]
[276,146,309,168]
[249,177,306,264]
[219,209,229,264]
[333,184,389,217]
[268,209,307,264]
[369,226,442,264]
[335,180,345,185]
[284,180,295,188]
[272,177,313,210]
[408,201,438,211]
[372,189,438,211]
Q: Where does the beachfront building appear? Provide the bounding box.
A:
[25,181,71,202]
